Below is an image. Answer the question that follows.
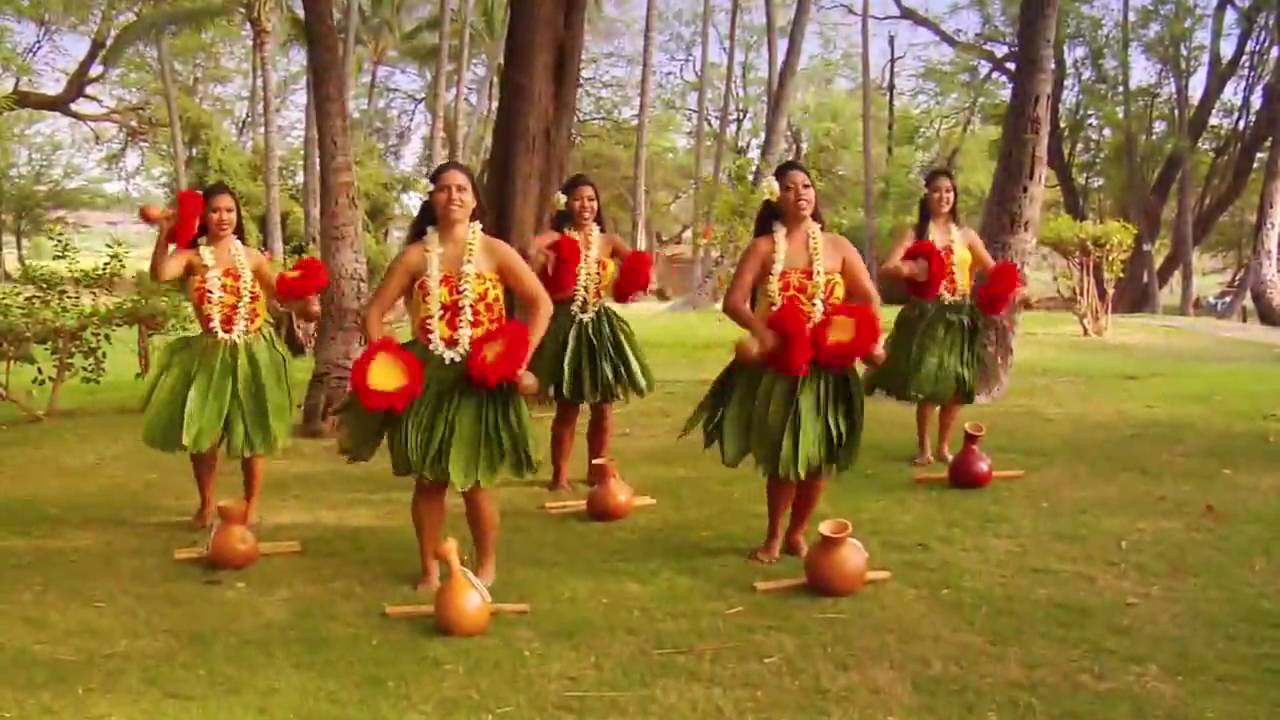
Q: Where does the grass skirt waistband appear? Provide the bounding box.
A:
[339,339,539,491]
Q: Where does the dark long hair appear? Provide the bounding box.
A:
[550,173,608,233]
[914,168,961,241]
[195,181,247,243]
[407,161,487,243]
[751,160,825,238]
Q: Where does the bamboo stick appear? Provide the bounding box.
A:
[544,496,657,514]
[913,469,1026,483]
[752,570,892,592]
[172,540,303,561]
[382,602,531,619]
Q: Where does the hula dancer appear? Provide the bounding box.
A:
[683,161,884,564]
[340,162,552,592]
[143,182,324,528]
[527,174,655,492]
[864,168,1020,465]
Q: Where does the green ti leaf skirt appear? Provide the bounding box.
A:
[681,360,864,482]
[863,299,980,405]
[338,340,539,491]
[141,329,293,458]
[527,302,655,405]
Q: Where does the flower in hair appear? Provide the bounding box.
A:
[760,176,781,203]
[553,191,568,211]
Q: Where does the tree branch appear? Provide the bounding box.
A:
[883,0,1013,79]
[1,7,147,135]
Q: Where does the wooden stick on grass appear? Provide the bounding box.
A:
[173,540,303,561]
[544,496,657,514]
[752,570,892,592]
[382,602,531,619]
[913,470,1026,483]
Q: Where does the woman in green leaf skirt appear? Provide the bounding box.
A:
[682,161,884,564]
[142,182,316,528]
[339,162,552,592]
[863,169,998,466]
[526,174,655,492]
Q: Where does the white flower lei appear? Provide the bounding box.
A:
[199,240,254,343]
[767,221,826,326]
[424,221,482,364]
[568,223,603,321]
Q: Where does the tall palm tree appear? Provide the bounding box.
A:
[245,0,286,258]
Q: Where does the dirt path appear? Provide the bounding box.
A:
[1126,315,1280,347]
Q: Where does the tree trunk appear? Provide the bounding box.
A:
[343,0,359,104]
[452,0,472,161]
[468,17,507,166]
[14,226,24,268]
[1113,0,1267,313]
[156,34,188,191]
[301,0,369,436]
[754,0,812,184]
[690,0,712,292]
[1174,62,1195,316]
[974,0,1059,401]
[631,0,657,251]
[470,54,499,164]
[708,0,739,225]
[484,0,587,255]
[1121,0,1136,210]
[430,0,453,168]
[304,65,321,250]
[366,59,381,114]
[1250,18,1280,326]
[764,0,778,107]
[251,10,284,259]
[859,0,876,281]
[243,47,260,145]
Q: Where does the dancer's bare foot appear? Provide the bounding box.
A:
[414,558,441,594]
[911,451,934,466]
[783,534,809,558]
[546,479,573,493]
[474,561,496,588]
[192,506,213,529]
[243,502,259,527]
[750,536,783,564]
[938,447,953,464]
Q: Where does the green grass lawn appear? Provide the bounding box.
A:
[2,309,1279,719]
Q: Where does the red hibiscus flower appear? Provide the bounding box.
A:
[812,303,881,370]
[275,256,330,302]
[350,337,425,413]
[466,320,531,389]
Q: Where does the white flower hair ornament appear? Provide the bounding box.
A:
[422,179,435,195]
[553,191,568,211]
[760,176,781,203]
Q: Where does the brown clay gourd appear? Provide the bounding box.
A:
[138,206,169,224]
[803,518,870,596]
[433,537,491,637]
[585,458,635,521]
[515,370,539,396]
[948,422,994,489]
[207,500,259,570]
